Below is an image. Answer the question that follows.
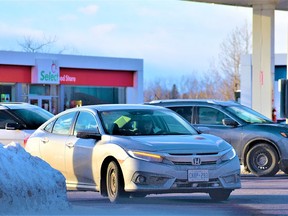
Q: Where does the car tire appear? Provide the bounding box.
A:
[106,161,127,203]
[209,189,232,201]
[246,143,279,177]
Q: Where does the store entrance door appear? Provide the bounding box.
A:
[29,96,52,112]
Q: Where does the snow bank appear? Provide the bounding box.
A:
[0,142,69,215]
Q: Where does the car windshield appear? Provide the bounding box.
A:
[225,105,273,124]
[99,109,198,136]
[10,107,54,129]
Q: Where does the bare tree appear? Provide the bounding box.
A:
[144,70,227,102]
[17,34,75,54]
[143,22,252,102]
[217,21,251,100]
[143,79,171,102]
[18,35,57,53]
[170,84,179,99]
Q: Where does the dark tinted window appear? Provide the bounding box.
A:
[169,106,192,123]
[0,110,18,129]
[9,107,53,129]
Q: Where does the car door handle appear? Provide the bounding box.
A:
[66,142,74,148]
[41,137,49,143]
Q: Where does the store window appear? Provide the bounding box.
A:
[30,85,50,95]
[64,86,125,109]
[0,84,13,102]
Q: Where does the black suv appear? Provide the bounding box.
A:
[148,99,288,177]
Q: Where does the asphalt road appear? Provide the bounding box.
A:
[64,173,288,216]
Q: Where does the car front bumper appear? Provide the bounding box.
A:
[121,155,241,194]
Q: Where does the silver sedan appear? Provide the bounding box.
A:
[25,104,241,203]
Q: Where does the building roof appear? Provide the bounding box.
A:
[187,0,288,11]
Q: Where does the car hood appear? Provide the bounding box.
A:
[245,122,288,131]
[108,134,231,154]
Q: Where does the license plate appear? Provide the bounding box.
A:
[188,170,209,182]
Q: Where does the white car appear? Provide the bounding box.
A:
[0,102,54,146]
[25,104,241,203]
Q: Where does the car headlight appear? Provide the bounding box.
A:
[220,148,236,162]
[128,150,163,163]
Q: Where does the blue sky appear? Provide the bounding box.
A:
[0,0,287,81]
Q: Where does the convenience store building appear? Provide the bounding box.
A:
[0,51,143,114]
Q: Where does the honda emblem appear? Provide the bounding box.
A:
[192,157,201,165]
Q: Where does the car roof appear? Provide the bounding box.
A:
[0,102,39,110]
[68,104,169,112]
[148,99,239,107]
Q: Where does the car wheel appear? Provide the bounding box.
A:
[209,189,232,201]
[246,143,279,177]
[106,161,127,203]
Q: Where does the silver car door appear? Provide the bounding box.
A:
[39,112,76,176]
[65,111,98,188]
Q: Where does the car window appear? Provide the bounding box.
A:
[0,110,18,129]
[198,107,227,125]
[99,109,197,136]
[9,107,53,129]
[225,105,272,123]
[73,111,98,136]
[100,111,126,134]
[162,114,192,134]
[169,106,192,123]
[43,119,56,133]
[52,112,75,135]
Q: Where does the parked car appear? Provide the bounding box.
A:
[148,99,288,177]
[0,102,54,146]
[25,104,241,203]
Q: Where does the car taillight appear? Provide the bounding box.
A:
[23,135,30,148]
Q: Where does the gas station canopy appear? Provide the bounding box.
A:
[188,0,288,11]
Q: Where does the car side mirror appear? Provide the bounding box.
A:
[76,130,101,140]
[222,118,238,127]
[5,122,21,130]
[196,126,210,134]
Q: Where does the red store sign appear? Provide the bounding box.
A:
[60,68,134,87]
[0,65,134,87]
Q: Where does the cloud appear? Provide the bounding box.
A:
[0,22,43,38]
[59,14,78,22]
[90,24,116,37]
[79,4,98,15]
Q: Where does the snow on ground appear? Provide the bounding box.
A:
[0,142,70,215]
